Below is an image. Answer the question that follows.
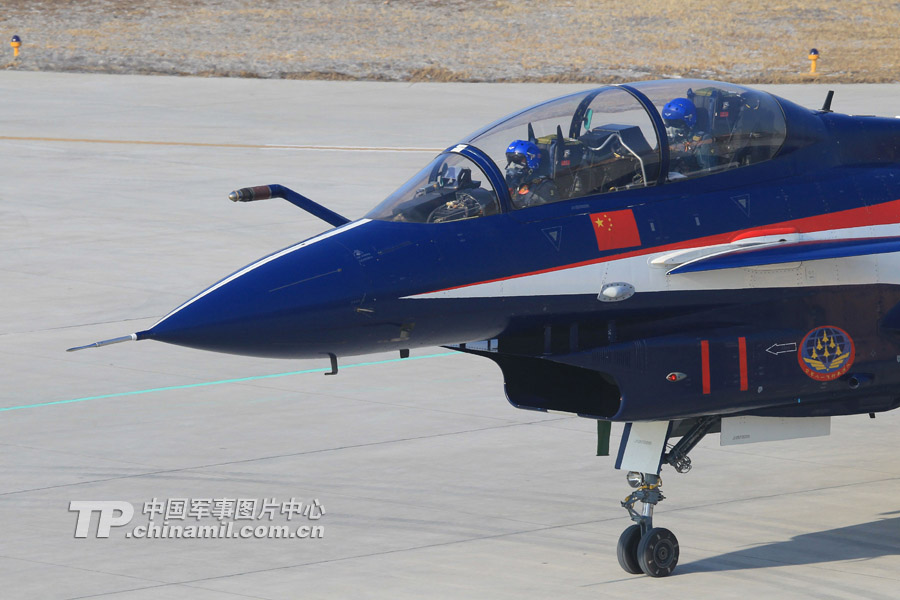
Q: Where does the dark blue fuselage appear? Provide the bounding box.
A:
[141,82,900,422]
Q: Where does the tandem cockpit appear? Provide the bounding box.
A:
[367,79,788,224]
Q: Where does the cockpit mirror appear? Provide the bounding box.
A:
[583,108,593,132]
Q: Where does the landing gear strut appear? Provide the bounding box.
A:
[615,417,718,577]
[617,473,678,577]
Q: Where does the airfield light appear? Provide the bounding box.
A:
[626,471,644,488]
[808,48,819,75]
[10,35,21,59]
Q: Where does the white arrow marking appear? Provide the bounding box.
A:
[766,342,798,355]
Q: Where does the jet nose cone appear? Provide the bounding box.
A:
[145,231,367,358]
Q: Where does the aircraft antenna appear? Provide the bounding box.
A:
[821,90,834,113]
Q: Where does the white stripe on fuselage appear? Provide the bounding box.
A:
[153,219,372,326]
[406,224,900,300]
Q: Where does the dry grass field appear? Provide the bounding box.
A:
[1,0,898,82]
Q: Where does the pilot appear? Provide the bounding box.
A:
[662,98,713,175]
[505,139,558,207]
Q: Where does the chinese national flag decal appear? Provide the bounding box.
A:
[590,210,641,252]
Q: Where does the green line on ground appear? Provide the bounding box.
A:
[1,352,459,413]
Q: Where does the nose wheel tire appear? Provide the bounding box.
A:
[636,527,679,577]
[616,524,644,574]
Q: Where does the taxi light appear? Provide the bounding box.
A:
[626,471,644,488]
[808,48,819,76]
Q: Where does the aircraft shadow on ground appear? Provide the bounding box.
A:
[679,515,900,574]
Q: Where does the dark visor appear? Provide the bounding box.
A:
[506,152,527,166]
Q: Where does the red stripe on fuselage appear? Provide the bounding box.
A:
[701,340,711,395]
[422,199,900,295]
[738,336,748,391]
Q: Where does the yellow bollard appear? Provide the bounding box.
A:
[10,35,21,59]
[808,48,819,75]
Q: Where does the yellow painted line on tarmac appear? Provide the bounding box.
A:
[0,135,442,153]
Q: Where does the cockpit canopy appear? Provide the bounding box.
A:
[367,80,788,223]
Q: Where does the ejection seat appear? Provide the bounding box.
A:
[578,123,659,193]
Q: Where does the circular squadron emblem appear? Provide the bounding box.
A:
[798,326,855,381]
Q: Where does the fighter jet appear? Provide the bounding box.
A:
[71,79,900,576]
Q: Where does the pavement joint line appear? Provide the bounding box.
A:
[30,483,900,599]
[0,316,159,338]
[0,416,560,497]
[0,553,182,595]
[0,352,460,413]
[65,580,270,600]
[113,521,590,591]
[131,476,900,591]
[0,135,442,153]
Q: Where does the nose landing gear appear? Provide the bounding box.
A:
[617,473,679,577]
[613,416,718,577]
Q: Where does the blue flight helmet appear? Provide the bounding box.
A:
[506,140,541,170]
[662,98,698,130]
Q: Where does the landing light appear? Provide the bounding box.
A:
[626,471,644,488]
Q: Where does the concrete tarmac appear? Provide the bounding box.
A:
[2,72,900,599]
